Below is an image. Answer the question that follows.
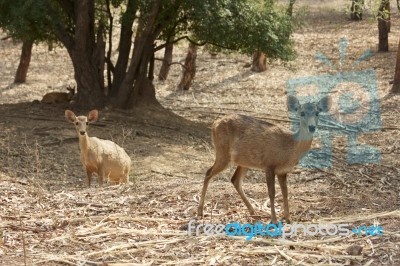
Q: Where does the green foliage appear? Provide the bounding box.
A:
[0,0,56,43]
[183,0,294,60]
[0,0,294,60]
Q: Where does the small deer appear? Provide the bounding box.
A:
[198,95,331,223]
[42,86,75,104]
[65,109,131,186]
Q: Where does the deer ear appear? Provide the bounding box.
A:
[287,95,300,112]
[318,96,331,113]
[87,109,98,123]
[65,110,76,123]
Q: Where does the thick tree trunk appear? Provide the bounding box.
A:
[70,51,105,108]
[130,76,157,107]
[60,0,105,108]
[391,38,400,93]
[111,0,137,96]
[115,0,161,108]
[14,40,34,83]
[129,44,158,106]
[378,20,389,52]
[350,0,364,21]
[378,0,390,52]
[158,42,173,81]
[178,43,197,90]
[251,51,267,72]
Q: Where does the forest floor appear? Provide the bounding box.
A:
[1,1,400,265]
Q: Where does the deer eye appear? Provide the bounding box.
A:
[316,111,319,116]
[75,122,79,125]
[86,122,89,125]
[300,112,305,117]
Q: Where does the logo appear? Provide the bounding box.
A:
[187,220,383,240]
[286,38,382,168]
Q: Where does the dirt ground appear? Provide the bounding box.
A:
[1,1,400,265]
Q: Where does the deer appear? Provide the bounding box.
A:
[197,95,331,224]
[65,109,131,187]
[42,86,75,104]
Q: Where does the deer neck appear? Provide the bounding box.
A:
[78,133,90,155]
[292,127,314,158]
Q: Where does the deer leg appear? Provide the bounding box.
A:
[98,166,105,186]
[231,166,255,215]
[266,169,277,224]
[278,174,291,223]
[198,158,229,217]
[86,170,93,187]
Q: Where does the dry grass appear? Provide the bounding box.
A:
[1,1,400,265]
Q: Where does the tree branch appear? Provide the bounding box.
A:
[154,58,187,70]
[155,35,237,52]
[154,36,206,51]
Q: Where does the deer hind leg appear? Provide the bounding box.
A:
[122,166,130,184]
[266,169,277,224]
[230,166,255,215]
[120,173,128,184]
[278,174,291,223]
[197,156,230,217]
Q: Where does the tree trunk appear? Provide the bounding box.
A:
[391,37,400,93]
[59,0,105,108]
[14,40,33,83]
[111,0,138,96]
[70,51,105,108]
[386,0,391,32]
[378,0,390,52]
[350,0,364,21]
[286,0,296,17]
[178,43,197,90]
[115,0,162,108]
[251,51,267,72]
[158,42,173,81]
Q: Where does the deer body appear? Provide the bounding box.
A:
[42,86,75,104]
[198,96,331,224]
[65,110,131,186]
[217,115,313,175]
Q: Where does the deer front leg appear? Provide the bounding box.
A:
[266,169,277,224]
[278,174,291,223]
[98,165,105,186]
[86,169,93,187]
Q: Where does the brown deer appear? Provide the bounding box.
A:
[65,109,131,187]
[41,86,75,104]
[198,95,331,223]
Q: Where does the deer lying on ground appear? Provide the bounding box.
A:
[42,86,75,104]
[198,95,331,224]
[65,109,131,186]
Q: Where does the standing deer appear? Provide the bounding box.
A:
[65,109,131,186]
[198,95,331,223]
